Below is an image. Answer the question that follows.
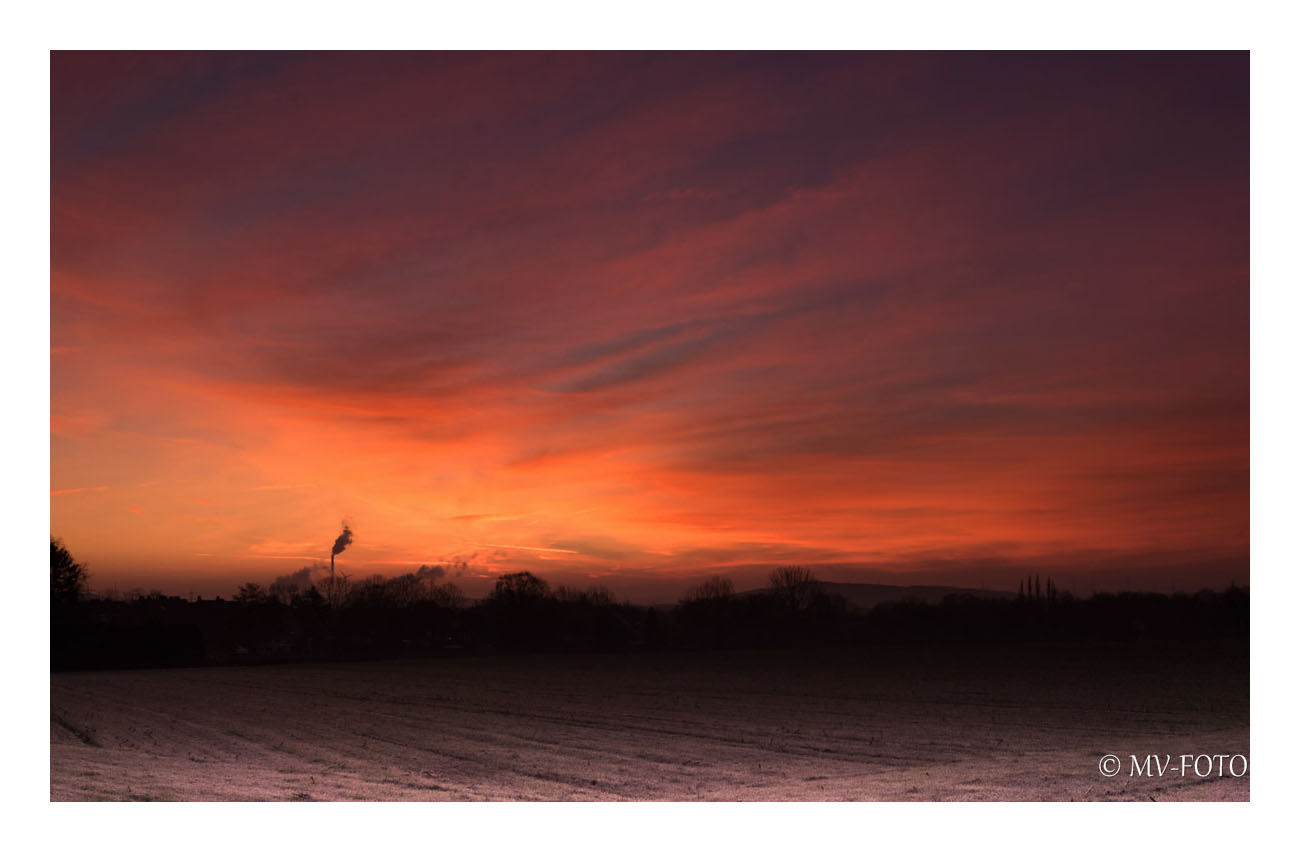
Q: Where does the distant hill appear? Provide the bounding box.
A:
[737,581,1015,611]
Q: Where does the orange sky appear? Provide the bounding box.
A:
[51,52,1248,600]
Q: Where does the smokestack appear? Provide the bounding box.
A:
[329,523,353,598]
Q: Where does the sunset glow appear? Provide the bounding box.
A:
[51,52,1248,599]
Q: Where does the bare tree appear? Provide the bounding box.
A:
[429,581,465,609]
[769,566,820,610]
[234,582,267,605]
[489,571,552,605]
[682,575,734,604]
[555,584,617,606]
[318,571,351,608]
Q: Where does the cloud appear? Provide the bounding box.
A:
[51,53,1247,595]
[51,486,109,496]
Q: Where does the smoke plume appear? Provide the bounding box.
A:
[332,524,353,557]
[415,564,446,581]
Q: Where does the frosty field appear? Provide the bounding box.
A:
[50,642,1248,801]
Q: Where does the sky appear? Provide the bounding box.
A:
[50,52,1248,601]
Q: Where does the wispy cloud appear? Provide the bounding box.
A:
[470,542,582,555]
[50,53,1247,594]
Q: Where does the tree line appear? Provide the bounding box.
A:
[50,539,1248,670]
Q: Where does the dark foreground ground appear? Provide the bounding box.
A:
[50,641,1248,801]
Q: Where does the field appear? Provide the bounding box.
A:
[50,641,1248,801]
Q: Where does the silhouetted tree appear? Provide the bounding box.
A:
[235,583,268,605]
[555,584,617,606]
[51,537,88,607]
[269,565,319,605]
[681,575,734,604]
[769,566,820,610]
[346,573,395,608]
[489,571,552,605]
[318,571,350,607]
[297,585,326,608]
[429,581,465,608]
